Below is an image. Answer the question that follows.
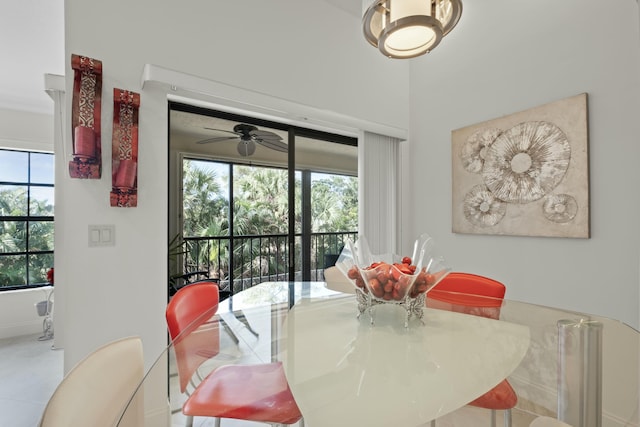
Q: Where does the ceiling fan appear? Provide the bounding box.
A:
[196,123,287,157]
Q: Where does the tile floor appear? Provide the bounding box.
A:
[0,333,63,427]
[0,331,281,427]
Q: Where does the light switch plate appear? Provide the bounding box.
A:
[88,224,115,247]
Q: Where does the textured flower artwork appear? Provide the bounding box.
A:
[451,94,589,238]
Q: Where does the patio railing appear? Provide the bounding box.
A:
[176,231,356,295]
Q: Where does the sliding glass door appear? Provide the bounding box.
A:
[168,103,357,296]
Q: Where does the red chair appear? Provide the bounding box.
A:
[167,282,221,397]
[427,272,517,427]
[166,282,303,427]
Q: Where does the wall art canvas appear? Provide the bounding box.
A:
[451,93,589,238]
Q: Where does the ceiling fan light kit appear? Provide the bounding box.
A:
[362,0,462,59]
[237,140,257,157]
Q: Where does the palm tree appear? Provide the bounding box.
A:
[0,186,54,286]
[182,161,227,236]
[179,160,357,290]
[233,167,290,280]
[234,166,290,234]
[174,161,228,283]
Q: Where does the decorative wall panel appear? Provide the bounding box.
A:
[451,93,589,238]
[110,89,140,207]
[69,54,102,179]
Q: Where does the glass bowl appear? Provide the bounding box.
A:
[335,233,451,325]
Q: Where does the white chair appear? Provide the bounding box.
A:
[529,416,574,427]
[38,336,144,427]
[323,266,355,294]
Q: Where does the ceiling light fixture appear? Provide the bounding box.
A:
[237,138,257,157]
[362,0,462,59]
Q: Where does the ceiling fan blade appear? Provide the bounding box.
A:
[196,136,239,144]
[255,138,288,152]
[250,129,283,141]
[203,127,241,137]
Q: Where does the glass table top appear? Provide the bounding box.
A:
[115,281,639,427]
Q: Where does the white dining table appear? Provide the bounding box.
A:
[217,281,531,427]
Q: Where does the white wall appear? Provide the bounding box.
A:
[0,287,53,339]
[405,0,640,328]
[62,0,410,373]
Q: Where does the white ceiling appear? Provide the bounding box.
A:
[0,0,360,116]
[0,0,65,115]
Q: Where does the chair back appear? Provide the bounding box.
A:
[39,336,143,427]
[427,272,506,319]
[324,266,356,294]
[166,281,220,341]
[166,281,220,392]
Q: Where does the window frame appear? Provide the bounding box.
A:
[0,148,54,291]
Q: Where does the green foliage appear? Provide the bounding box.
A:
[179,160,358,282]
[182,162,228,237]
[183,162,357,239]
[311,175,358,232]
[0,186,54,288]
[0,186,26,216]
[233,166,290,235]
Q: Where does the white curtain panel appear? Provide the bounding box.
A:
[359,131,401,255]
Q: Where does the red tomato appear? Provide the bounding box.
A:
[369,278,384,297]
[391,266,402,281]
[395,263,412,274]
[376,268,390,284]
[347,266,360,280]
[402,256,412,265]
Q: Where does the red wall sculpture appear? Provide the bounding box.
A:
[110,89,140,207]
[70,54,102,179]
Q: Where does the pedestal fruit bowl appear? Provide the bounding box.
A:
[336,233,451,327]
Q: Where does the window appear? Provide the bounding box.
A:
[0,149,54,290]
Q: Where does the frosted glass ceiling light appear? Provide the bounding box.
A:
[362,0,462,59]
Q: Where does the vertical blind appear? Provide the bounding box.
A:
[359,131,401,255]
